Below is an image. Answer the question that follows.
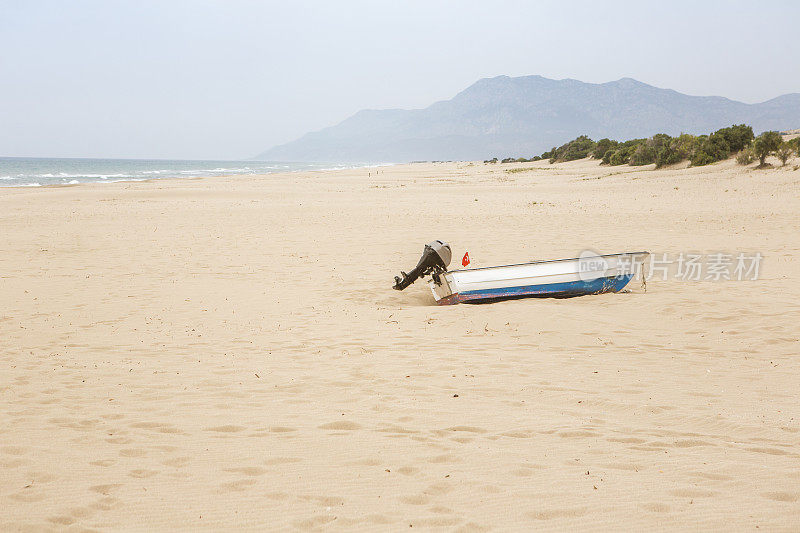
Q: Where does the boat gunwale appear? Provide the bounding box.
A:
[445,251,650,274]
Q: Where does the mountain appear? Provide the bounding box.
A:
[255,75,800,162]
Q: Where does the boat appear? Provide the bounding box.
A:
[393,241,649,305]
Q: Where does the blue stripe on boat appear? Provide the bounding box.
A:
[457,274,633,303]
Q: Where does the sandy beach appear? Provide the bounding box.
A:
[1,158,799,530]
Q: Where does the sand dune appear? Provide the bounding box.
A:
[1,157,799,530]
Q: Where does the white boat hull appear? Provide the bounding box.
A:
[428,252,649,305]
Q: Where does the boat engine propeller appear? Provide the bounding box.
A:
[393,240,452,290]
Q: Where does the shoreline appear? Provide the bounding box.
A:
[0,158,397,189]
[4,151,795,191]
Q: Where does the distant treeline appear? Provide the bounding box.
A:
[487,125,800,168]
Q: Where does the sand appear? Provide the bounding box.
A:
[1,156,799,530]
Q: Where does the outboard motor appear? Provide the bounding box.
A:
[393,240,452,290]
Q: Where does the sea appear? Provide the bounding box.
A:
[0,157,361,187]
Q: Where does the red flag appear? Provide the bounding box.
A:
[462,251,470,267]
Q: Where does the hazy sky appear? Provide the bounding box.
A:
[2,0,799,160]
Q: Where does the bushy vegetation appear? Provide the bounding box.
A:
[592,138,617,159]
[540,135,596,163]
[776,143,793,166]
[716,124,756,152]
[786,137,800,158]
[491,124,792,170]
[655,134,699,167]
[690,133,730,166]
[752,131,782,166]
[602,139,645,165]
[735,148,754,165]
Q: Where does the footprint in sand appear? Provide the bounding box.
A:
[119,448,147,457]
[299,494,345,506]
[9,488,47,503]
[47,515,77,526]
[294,515,337,529]
[453,521,491,532]
[269,426,297,433]
[415,516,464,527]
[400,494,430,505]
[640,502,670,513]
[446,426,488,434]
[204,425,246,433]
[427,454,459,464]
[161,456,192,467]
[90,496,122,511]
[527,507,588,520]
[106,436,134,444]
[745,446,792,456]
[1,445,30,456]
[218,478,257,492]
[762,491,798,502]
[558,430,600,438]
[672,439,712,448]
[89,484,123,495]
[670,488,716,498]
[606,437,646,444]
[264,457,303,466]
[66,506,94,520]
[603,463,644,472]
[318,421,361,430]
[500,430,534,438]
[689,471,732,481]
[129,469,158,478]
[224,466,268,476]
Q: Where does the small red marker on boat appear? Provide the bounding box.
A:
[462,251,470,267]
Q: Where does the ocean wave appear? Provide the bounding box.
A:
[33,172,131,179]
[104,178,148,183]
[0,159,378,188]
[174,167,267,175]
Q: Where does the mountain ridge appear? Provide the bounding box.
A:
[256,75,800,162]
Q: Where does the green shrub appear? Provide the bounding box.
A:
[609,149,631,166]
[790,137,800,157]
[776,142,793,166]
[714,124,754,153]
[500,124,757,169]
[629,143,656,166]
[593,138,618,159]
[656,146,683,167]
[655,133,699,168]
[690,133,730,166]
[753,131,783,166]
[608,151,625,166]
[735,148,754,165]
[630,134,672,166]
[540,147,556,161]
[673,133,700,156]
[544,135,597,163]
